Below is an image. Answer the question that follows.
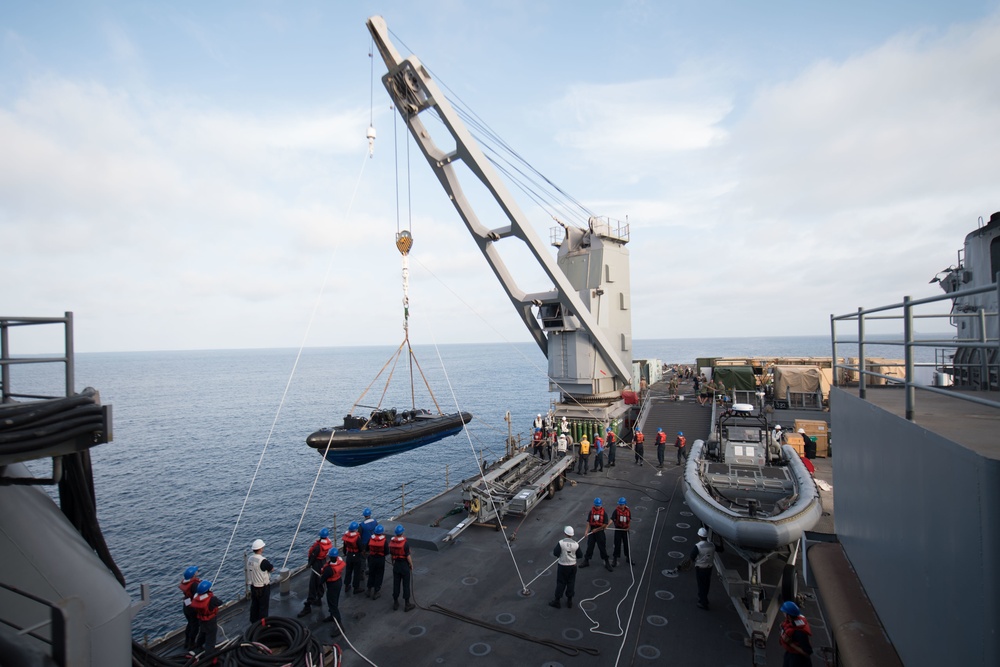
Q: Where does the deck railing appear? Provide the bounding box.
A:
[0,313,76,402]
[830,279,1000,420]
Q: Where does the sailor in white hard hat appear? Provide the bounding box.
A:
[690,527,717,609]
[247,538,275,623]
[549,526,583,609]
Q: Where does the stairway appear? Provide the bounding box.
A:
[639,374,713,441]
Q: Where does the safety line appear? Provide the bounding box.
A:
[213,148,372,585]
[331,617,378,667]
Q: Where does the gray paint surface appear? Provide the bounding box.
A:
[831,388,999,666]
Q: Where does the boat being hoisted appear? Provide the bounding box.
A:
[306,230,473,467]
[307,408,472,467]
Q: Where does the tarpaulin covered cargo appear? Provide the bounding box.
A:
[773,365,831,400]
[712,365,757,391]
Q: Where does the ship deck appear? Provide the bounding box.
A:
[149,396,836,665]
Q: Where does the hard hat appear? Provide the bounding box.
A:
[678,431,683,436]
[780,601,801,616]
[183,566,199,580]
[698,527,708,538]
[329,547,339,560]
[394,524,405,535]
[775,424,783,430]
[196,580,212,595]
[374,524,385,535]
[798,428,806,434]
[657,427,663,432]
[319,528,329,538]
[363,507,372,518]
[537,414,541,418]
[618,497,626,505]
[594,497,602,506]
[251,539,265,551]
[349,521,360,532]
[564,526,574,537]
[606,427,611,432]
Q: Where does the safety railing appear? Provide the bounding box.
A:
[1,313,76,402]
[830,279,1000,420]
[0,581,86,666]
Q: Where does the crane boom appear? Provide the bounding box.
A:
[367,16,633,411]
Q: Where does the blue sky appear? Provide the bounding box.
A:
[3,1,999,353]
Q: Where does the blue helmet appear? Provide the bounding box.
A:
[618,497,626,505]
[363,508,372,518]
[678,431,683,436]
[374,524,385,535]
[394,524,404,536]
[319,528,330,538]
[183,566,199,580]
[196,580,212,595]
[780,601,800,616]
[329,547,339,559]
[606,427,611,432]
[657,427,663,432]
[594,497,602,506]
[349,521,360,532]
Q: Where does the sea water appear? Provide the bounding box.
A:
[16,336,930,640]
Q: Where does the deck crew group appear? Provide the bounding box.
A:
[176,506,414,653]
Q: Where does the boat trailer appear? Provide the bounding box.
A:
[444,452,573,541]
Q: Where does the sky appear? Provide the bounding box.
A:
[3,1,999,353]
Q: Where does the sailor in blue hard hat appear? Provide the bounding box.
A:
[779,600,814,664]
[611,497,634,568]
[675,430,688,466]
[319,547,346,632]
[190,580,222,651]
[342,521,364,596]
[366,524,388,599]
[299,528,334,617]
[178,566,202,650]
[581,498,613,572]
[359,507,378,577]
[389,524,415,611]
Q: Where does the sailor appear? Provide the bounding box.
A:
[389,525,415,611]
[190,580,222,652]
[773,423,784,444]
[634,428,645,465]
[610,497,634,568]
[655,427,668,467]
[246,538,274,624]
[581,497,613,572]
[779,601,814,665]
[359,507,377,573]
[549,526,583,609]
[576,433,591,474]
[606,427,618,467]
[533,413,543,431]
[556,431,568,457]
[559,416,569,435]
[532,427,545,458]
[342,522,364,596]
[320,548,346,634]
[675,431,687,466]
[593,435,606,472]
[366,524,388,599]
[690,527,716,609]
[177,566,201,650]
[298,528,333,617]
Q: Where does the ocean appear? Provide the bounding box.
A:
[17,335,932,640]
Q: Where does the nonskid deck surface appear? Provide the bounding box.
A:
[152,449,835,666]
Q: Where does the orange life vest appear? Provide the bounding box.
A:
[323,558,346,582]
[588,506,607,529]
[368,534,387,557]
[342,531,360,554]
[389,536,409,560]
[613,507,631,530]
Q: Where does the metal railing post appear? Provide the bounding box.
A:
[1,317,9,403]
[978,307,988,390]
[64,311,75,397]
[858,307,867,400]
[904,296,914,420]
[830,314,838,388]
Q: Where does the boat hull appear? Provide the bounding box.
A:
[306,412,473,467]
[683,440,822,552]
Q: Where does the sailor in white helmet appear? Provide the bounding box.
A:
[689,527,717,609]
[549,526,583,609]
[247,538,275,623]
